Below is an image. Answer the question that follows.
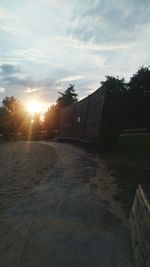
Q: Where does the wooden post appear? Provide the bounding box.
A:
[129,185,150,266]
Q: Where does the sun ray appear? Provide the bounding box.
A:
[25,100,43,115]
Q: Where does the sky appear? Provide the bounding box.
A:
[0,0,150,111]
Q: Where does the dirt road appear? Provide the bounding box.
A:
[0,141,133,267]
[0,142,56,212]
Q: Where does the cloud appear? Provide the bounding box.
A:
[0,7,13,18]
[59,36,128,51]
[11,48,53,63]
[0,0,150,106]
[40,0,69,6]
[67,0,150,47]
[0,87,5,93]
[0,73,59,105]
[0,64,21,76]
[0,9,8,18]
[0,25,28,36]
[24,87,40,93]
[60,75,85,82]
[1,75,42,88]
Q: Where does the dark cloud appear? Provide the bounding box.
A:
[0,64,21,76]
[1,75,53,88]
[0,65,85,103]
[0,72,60,105]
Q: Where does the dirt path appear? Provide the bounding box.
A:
[0,142,56,212]
[0,141,133,267]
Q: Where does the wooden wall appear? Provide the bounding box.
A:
[72,96,89,139]
[59,104,75,137]
[85,89,105,140]
[58,87,149,147]
[59,88,105,142]
[129,185,150,267]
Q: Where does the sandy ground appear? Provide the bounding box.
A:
[0,141,56,212]
[0,141,133,267]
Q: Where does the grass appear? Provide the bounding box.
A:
[102,133,150,215]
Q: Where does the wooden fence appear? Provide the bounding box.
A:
[59,88,105,141]
[58,86,150,148]
[59,88,120,147]
[129,185,150,267]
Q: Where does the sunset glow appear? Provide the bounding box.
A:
[26,100,43,115]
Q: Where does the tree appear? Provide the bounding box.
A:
[101,76,127,96]
[1,96,27,137]
[128,66,150,128]
[0,107,9,138]
[32,113,41,139]
[2,96,19,114]
[44,105,56,139]
[0,106,8,117]
[100,76,127,147]
[128,66,150,97]
[57,84,78,108]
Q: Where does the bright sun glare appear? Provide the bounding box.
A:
[26,100,43,115]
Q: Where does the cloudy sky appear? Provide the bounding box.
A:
[0,0,150,109]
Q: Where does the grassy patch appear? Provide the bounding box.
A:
[102,133,150,215]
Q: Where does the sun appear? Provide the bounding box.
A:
[26,100,43,115]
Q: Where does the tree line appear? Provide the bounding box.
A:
[45,66,150,139]
[0,96,41,140]
[101,66,150,130]
[0,66,150,140]
[0,84,78,140]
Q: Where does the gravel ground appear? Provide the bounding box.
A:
[0,141,133,267]
[0,141,56,212]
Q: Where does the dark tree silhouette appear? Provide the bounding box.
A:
[128,66,150,97]
[0,106,8,116]
[57,84,78,108]
[2,96,19,114]
[1,96,27,138]
[44,105,56,139]
[100,76,127,148]
[32,113,41,139]
[128,66,150,129]
[101,75,127,96]
[0,107,10,139]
